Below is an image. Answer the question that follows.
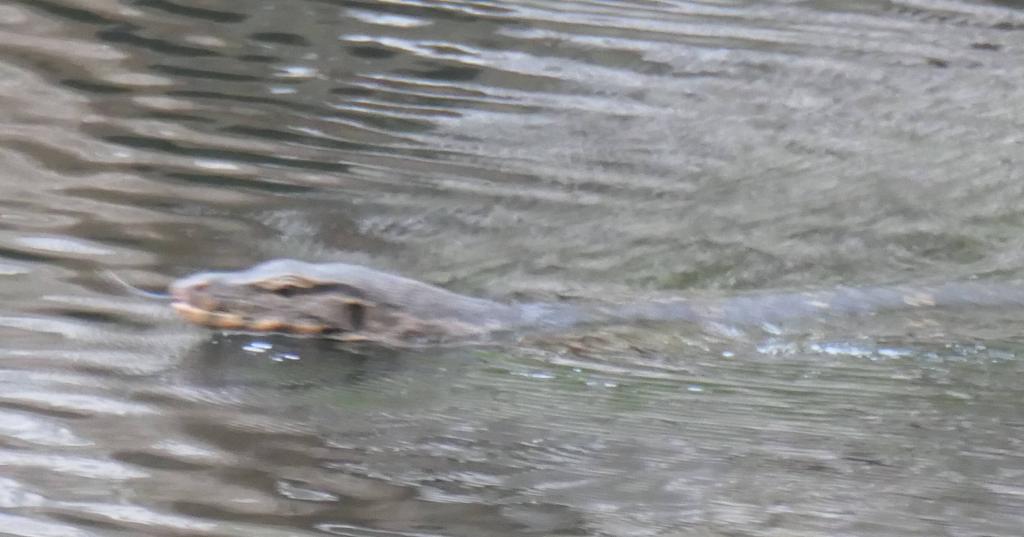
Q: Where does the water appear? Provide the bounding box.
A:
[2,0,1024,535]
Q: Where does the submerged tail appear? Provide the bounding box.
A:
[522,281,1024,329]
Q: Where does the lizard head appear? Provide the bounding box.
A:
[169,259,514,343]
[169,259,389,341]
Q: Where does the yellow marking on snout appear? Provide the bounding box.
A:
[251,319,286,331]
[209,312,247,329]
[290,322,328,335]
[172,302,211,325]
[174,302,248,329]
[253,276,321,291]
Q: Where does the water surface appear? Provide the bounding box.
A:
[1,0,1024,535]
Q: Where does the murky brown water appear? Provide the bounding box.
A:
[2,0,1024,535]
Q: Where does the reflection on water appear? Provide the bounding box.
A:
[2,0,1024,535]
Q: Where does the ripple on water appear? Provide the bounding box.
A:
[0,449,148,480]
[0,410,91,447]
[0,391,157,417]
[1,0,1024,535]
[0,514,98,537]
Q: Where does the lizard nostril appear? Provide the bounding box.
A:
[196,295,221,312]
[348,303,365,330]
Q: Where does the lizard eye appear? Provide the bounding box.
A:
[273,286,296,297]
[348,302,366,330]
